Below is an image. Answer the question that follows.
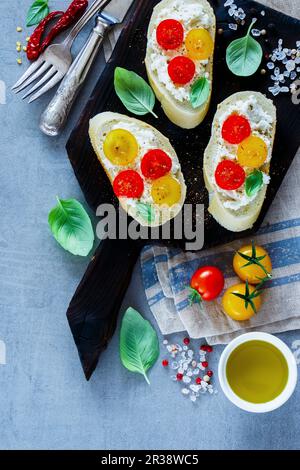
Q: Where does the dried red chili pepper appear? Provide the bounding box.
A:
[27,11,64,61]
[27,0,89,62]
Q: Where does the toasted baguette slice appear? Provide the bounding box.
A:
[203,91,277,232]
[89,112,186,227]
[145,0,216,129]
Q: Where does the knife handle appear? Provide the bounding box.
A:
[40,16,112,136]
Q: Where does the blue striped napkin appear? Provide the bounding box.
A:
[141,158,300,344]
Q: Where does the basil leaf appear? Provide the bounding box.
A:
[120,307,159,384]
[136,202,155,223]
[26,0,49,27]
[190,77,210,109]
[114,67,158,118]
[226,20,263,77]
[245,170,264,197]
[48,197,94,257]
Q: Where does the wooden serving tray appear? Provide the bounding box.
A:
[66,0,300,379]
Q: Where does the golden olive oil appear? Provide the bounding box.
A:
[226,340,289,404]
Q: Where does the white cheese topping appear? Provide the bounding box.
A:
[213,95,273,211]
[148,0,213,103]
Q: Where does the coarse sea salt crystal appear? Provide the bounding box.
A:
[190,394,197,402]
[190,384,201,393]
[228,8,235,17]
[252,29,261,37]
[224,0,234,6]
[193,368,200,375]
[290,71,297,80]
[267,62,275,70]
[286,60,296,72]
[229,23,238,30]
[182,388,190,395]
[296,40,300,48]
[268,85,281,96]
[280,86,290,92]
[163,340,168,345]
[183,345,188,351]
[171,361,179,370]
[261,10,265,16]
[183,375,191,384]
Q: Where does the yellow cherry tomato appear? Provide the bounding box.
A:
[185,28,214,60]
[233,244,272,284]
[151,175,181,207]
[237,135,268,168]
[103,129,138,166]
[222,283,262,321]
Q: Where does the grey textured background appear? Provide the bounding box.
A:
[0,0,299,450]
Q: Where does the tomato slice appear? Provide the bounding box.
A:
[215,160,246,190]
[168,56,196,85]
[141,149,172,180]
[222,114,251,144]
[113,170,144,198]
[156,19,184,50]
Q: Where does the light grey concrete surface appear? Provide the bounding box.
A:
[0,0,299,450]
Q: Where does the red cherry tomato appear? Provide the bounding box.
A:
[190,266,225,302]
[222,114,251,144]
[215,160,246,190]
[141,149,172,180]
[156,19,184,50]
[168,56,196,85]
[113,170,144,198]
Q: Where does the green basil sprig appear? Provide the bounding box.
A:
[48,197,94,257]
[245,170,264,197]
[190,77,210,109]
[114,67,158,118]
[226,20,263,77]
[120,307,159,384]
[26,0,49,27]
[136,202,155,224]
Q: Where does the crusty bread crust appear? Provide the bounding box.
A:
[145,0,216,129]
[203,91,277,232]
[89,112,187,227]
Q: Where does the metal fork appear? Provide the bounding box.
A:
[11,0,111,103]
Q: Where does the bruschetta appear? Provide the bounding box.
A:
[145,0,216,129]
[203,91,277,232]
[89,112,187,227]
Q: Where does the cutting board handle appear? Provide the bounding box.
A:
[67,238,142,380]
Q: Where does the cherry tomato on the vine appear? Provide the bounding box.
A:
[168,56,196,85]
[222,114,251,145]
[156,19,184,50]
[215,160,246,190]
[141,149,172,180]
[113,170,144,198]
[190,266,225,303]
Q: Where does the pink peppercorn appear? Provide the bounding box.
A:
[195,377,202,384]
[183,337,190,345]
[176,373,183,381]
[207,370,213,377]
[206,345,213,353]
[202,361,208,368]
[162,360,169,367]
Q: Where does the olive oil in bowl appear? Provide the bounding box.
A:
[226,340,289,404]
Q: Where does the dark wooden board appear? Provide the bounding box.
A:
[67,0,300,249]
[66,0,300,380]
